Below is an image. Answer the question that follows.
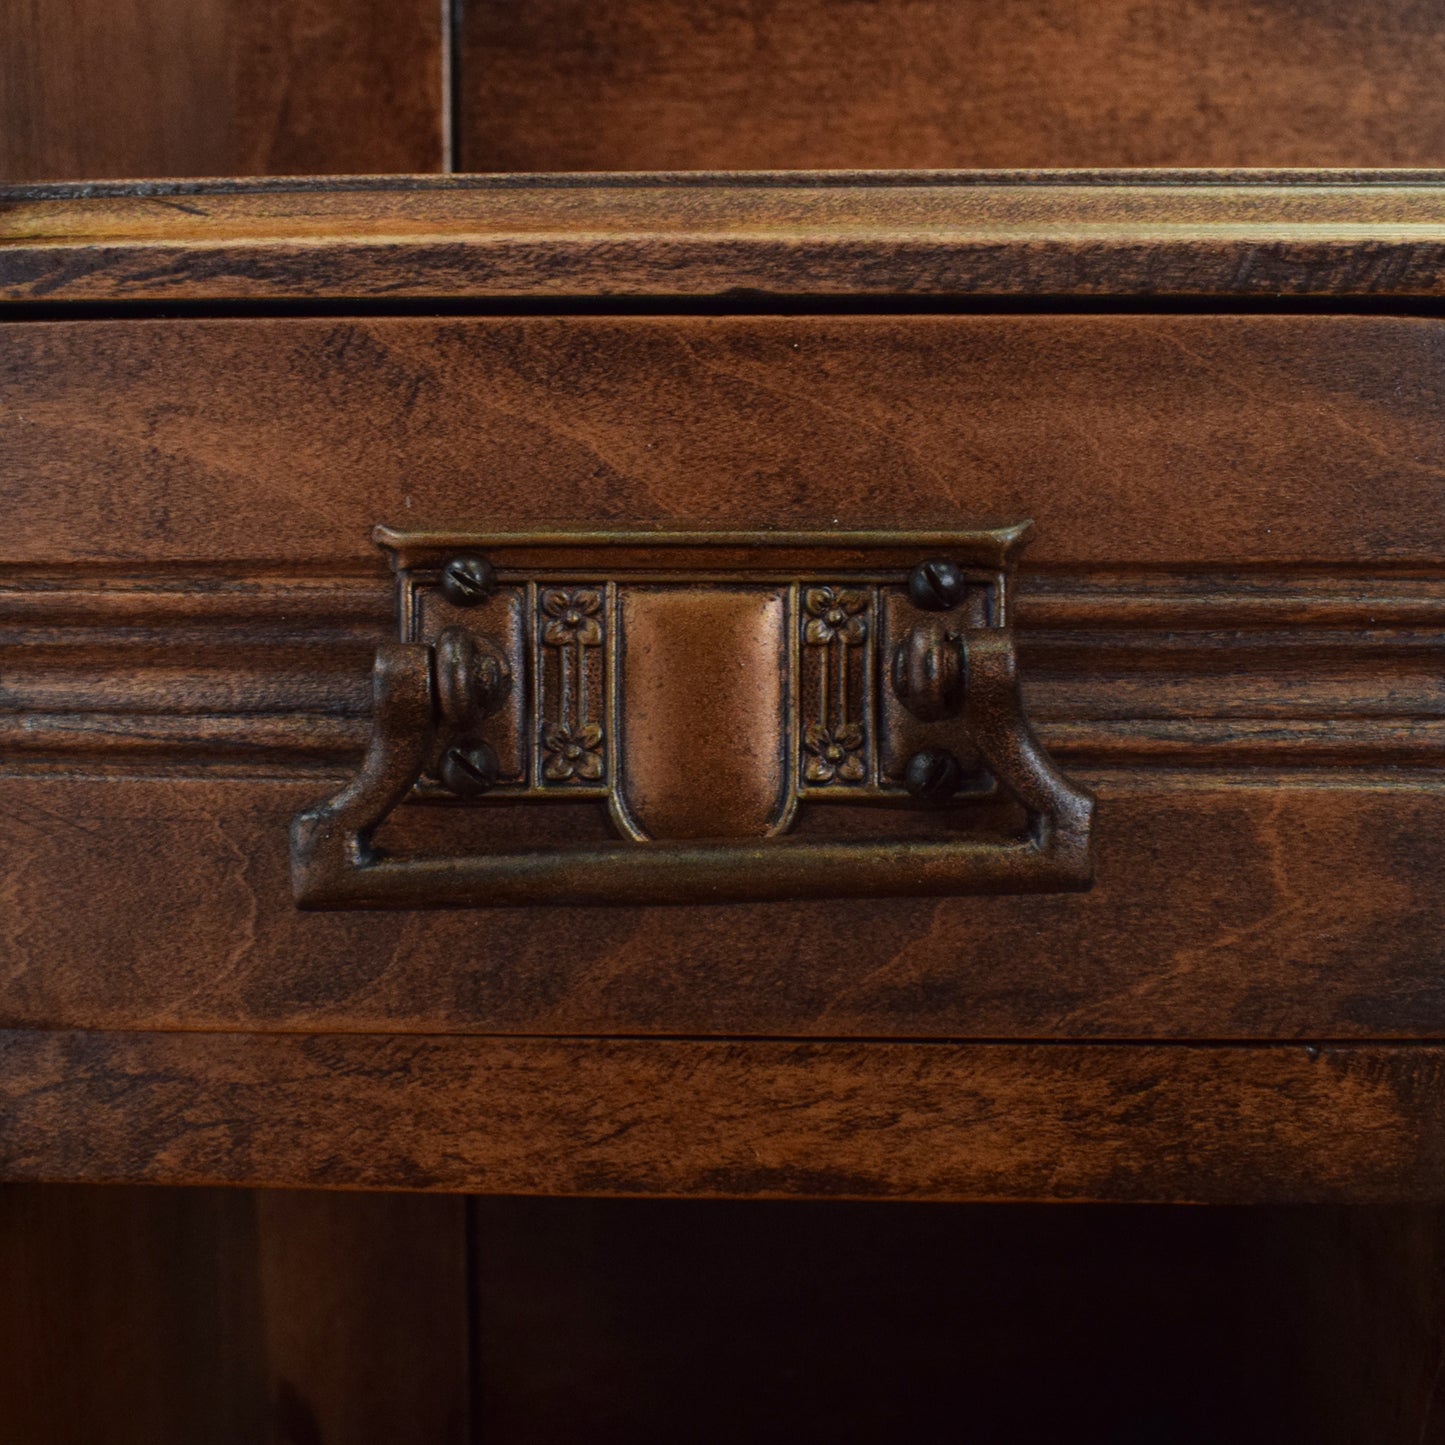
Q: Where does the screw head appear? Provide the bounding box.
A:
[891,622,965,722]
[904,746,964,803]
[439,554,496,608]
[439,742,500,798]
[908,559,967,612]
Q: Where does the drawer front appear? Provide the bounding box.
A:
[2,311,1443,1039]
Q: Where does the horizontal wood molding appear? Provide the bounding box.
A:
[1,566,1441,774]
[3,1031,1444,1201]
[6,174,1445,301]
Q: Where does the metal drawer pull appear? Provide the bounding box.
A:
[291,526,1094,908]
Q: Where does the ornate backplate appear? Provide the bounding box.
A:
[290,525,1094,906]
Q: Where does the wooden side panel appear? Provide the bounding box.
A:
[0,1184,267,1445]
[4,1032,1445,1202]
[461,0,1445,171]
[0,0,444,182]
[4,313,1445,567]
[0,1184,470,1444]
[250,1190,471,1445]
[1267,1205,1445,1443]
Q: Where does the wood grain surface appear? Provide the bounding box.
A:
[2,312,1442,1039]
[1,775,1442,1039]
[10,2,1445,1397]
[3,1031,1445,1201]
[4,313,1445,566]
[7,174,1445,301]
[461,0,1445,172]
[0,1183,468,1445]
[4,195,1445,1203]
[0,0,445,183]
[9,1,1445,183]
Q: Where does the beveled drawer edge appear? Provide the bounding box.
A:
[7,170,1445,303]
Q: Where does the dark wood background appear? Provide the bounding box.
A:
[7,0,1445,180]
[5,1185,1445,1444]
[6,1,1445,1440]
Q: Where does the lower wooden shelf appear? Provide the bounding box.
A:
[4,1030,1444,1202]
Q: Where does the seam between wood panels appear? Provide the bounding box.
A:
[440,0,454,172]
[5,1031,1445,1049]
[12,171,1445,199]
[443,0,461,173]
[8,298,1445,323]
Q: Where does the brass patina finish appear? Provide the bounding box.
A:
[290,525,1094,907]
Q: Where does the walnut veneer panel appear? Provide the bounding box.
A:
[0,0,444,182]
[0,777,1440,1039]
[4,313,1445,566]
[461,0,1445,171]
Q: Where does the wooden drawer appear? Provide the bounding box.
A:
[3,173,1445,1200]
[4,306,1443,1037]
